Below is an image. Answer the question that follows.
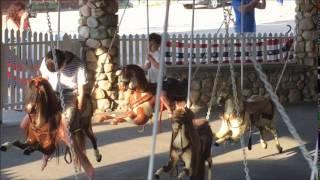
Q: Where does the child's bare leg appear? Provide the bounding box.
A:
[20,115,31,135]
[160,91,172,113]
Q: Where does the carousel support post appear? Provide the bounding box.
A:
[57,0,60,48]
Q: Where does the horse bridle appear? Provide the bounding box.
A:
[26,78,43,125]
[219,93,246,128]
[171,119,190,156]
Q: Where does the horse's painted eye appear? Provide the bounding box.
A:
[25,103,35,113]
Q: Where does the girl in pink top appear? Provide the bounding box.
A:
[5,1,31,32]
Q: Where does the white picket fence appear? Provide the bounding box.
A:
[1,29,81,110]
[120,33,295,67]
[1,30,295,110]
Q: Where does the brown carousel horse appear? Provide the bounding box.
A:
[214,86,283,153]
[155,80,213,180]
[98,64,169,126]
[0,77,102,178]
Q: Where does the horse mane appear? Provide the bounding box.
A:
[125,64,149,92]
[26,77,61,131]
[166,78,188,102]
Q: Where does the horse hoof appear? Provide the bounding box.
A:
[24,149,31,155]
[277,146,283,154]
[0,146,7,152]
[96,154,102,162]
[111,120,118,125]
[154,174,160,179]
[213,142,220,147]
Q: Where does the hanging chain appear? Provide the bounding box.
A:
[205,57,222,120]
[222,6,229,35]
[45,2,79,179]
[228,40,251,180]
[203,5,233,118]
[250,57,318,177]
[274,32,294,93]
[220,5,234,35]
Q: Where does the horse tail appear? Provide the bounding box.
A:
[270,98,275,120]
[72,131,94,178]
[247,114,253,151]
[73,130,86,163]
[191,121,211,180]
[248,128,253,150]
[191,155,206,180]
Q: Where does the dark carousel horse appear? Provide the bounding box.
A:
[0,77,102,178]
[154,79,213,180]
[98,64,171,127]
[214,86,283,153]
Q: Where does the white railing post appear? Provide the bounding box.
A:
[33,32,39,76]
[128,34,134,64]
[207,33,212,64]
[183,34,188,64]
[121,34,127,66]
[230,33,235,64]
[200,34,207,64]
[274,33,279,62]
[218,33,223,65]
[195,34,200,64]
[141,34,147,66]
[134,34,140,65]
[212,33,218,63]
[1,46,8,112]
[263,33,268,62]
[279,33,284,63]
[252,33,257,65]
[172,34,177,65]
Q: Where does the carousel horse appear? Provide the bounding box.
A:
[98,64,166,126]
[0,77,102,178]
[214,87,283,153]
[154,79,213,180]
[154,104,213,180]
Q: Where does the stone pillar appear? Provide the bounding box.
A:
[295,0,317,66]
[79,0,119,114]
[294,1,318,102]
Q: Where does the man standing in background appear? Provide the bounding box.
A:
[232,0,266,33]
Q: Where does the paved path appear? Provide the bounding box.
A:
[119,1,296,35]
[0,102,317,180]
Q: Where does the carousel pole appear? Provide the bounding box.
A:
[57,0,60,48]
[147,1,171,179]
[186,0,196,108]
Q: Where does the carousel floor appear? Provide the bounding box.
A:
[0,102,317,180]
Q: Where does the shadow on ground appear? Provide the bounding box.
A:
[0,102,317,179]
[60,145,312,180]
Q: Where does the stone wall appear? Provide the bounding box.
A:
[83,0,318,113]
[166,65,317,108]
[295,0,318,66]
[78,0,119,114]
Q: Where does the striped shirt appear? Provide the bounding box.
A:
[39,55,88,92]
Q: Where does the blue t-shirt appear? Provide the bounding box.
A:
[232,0,256,33]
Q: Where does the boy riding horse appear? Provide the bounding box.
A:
[20,49,96,177]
